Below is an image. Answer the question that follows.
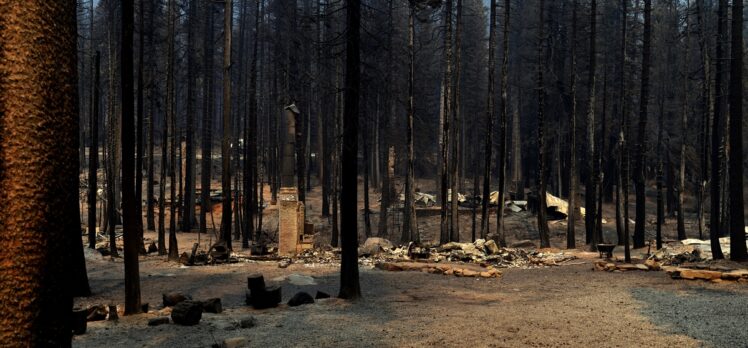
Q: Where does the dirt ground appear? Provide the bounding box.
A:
[75,178,748,347]
[73,233,748,348]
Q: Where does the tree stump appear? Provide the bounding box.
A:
[72,308,87,335]
[201,298,222,313]
[171,301,203,326]
[247,274,265,293]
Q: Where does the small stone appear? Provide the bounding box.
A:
[148,317,170,326]
[239,316,256,329]
[222,337,250,348]
[163,292,192,307]
[288,292,315,307]
[171,301,203,326]
[315,291,331,299]
[201,298,223,314]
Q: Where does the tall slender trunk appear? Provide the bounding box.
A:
[586,0,598,249]
[677,2,689,241]
[402,4,418,244]
[709,0,727,259]
[182,0,198,232]
[495,0,510,247]
[633,0,652,249]
[135,0,146,253]
[480,0,498,240]
[121,0,143,313]
[201,2,215,236]
[221,0,234,250]
[449,0,463,242]
[656,98,665,250]
[166,0,179,260]
[567,0,578,249]
[89,52,101,250]
[377,0,394,238]
[244,0,260,248]
[536,0,550,248]
[440,0,453,245]
[728,0,746,261]
[696,0,710,241]
[339,0,361,300]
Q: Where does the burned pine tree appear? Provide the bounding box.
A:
[536,0,550,248]
[709,0,727,260]
[495,0,510,247]
[728,0,746,261]
[221,0,234,250]
[480,0,498,241]
[633,0,652,249]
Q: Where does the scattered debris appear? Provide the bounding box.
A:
[510,240,536,249]
[359,237,395,256]
[147,317,170,326]
[665,267,748,283]
[376,262,502,278]
[288,292,315,307]
[171,301,203,326]
[594,261,654,272]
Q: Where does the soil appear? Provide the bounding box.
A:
[74,179,748,347]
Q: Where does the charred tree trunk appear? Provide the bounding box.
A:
[449,0,463,243]
[201,2,215,236]
[710,0,727,259]
[166,0,179,260]
[339,0,361,300]
[89,52,101,250]
[495,0,510,247]
[440,0,453,245]
[728,0,746,261]
[567,0,578,249]
[536,0,550,248]
[244,0,260,248]
[633,0,652,249]
[121,0,143,314]
[146,0,156,232]
[182,0,198,233]
[221,0,233,250]
[585,0,598,250]
[402,3,418,244]
[480,0,497,241]
[135,0,146,254]
[677,5,689,241]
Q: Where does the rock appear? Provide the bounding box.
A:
[635,264,650,271]
[441,242,464,251]
[148,317,170,326]
[679,269,723,280]
[288,292,315,307]
[239,316,257,329]
[484,240,500,255]
[360,237,394,256]
[86,305,107,322]
[107,305,118,320]
[72,308,87,335]
[510,240,537,249]
[163,292,192,307]
[286,274,316,286]
[315,291,331,299]
[171,301,203,326]
[278,260,291,268]
[250,285,282,310]
[201,298,223,313]
[222,337,250,348]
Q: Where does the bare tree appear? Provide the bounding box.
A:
[709,0,727,259]
[221,0,234,250]
[728,0,746,261]
[536,0,550,248]
[633,0,652,249]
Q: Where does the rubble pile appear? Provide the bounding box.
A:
[375,262,502,278]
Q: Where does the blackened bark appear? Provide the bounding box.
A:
[440,0,453,245]
[201,2,215,236]
[728,0,746,261]
[89,52,101,250]
[495,0,510,247]
[221,0,233,250]
[480,0,497,240]
[710,0,726,259]
[567,0,578,249]
[536,0,550,248]
[182,0,198,232]
[633,0,652,249]
[585,0,598,250]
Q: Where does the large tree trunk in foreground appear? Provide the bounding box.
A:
[728,0,746,261]
[339,0,361,300]
[121,0,143,314]
[0,1,81,343]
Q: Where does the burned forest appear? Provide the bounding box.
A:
[1,0,748,346]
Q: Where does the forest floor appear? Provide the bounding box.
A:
[74,179,748,347]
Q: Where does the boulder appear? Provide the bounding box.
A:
[163,292,192,307]
[201,298,223,314]
[148,317,170,326]
[484,240,500,255]
[315,291,331,299]
[222,337,250,348]
[510,240,537,249]
[359,237,395,256]
[171,301,203,326]
[239,316,256,329]
[288,292,315,307]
